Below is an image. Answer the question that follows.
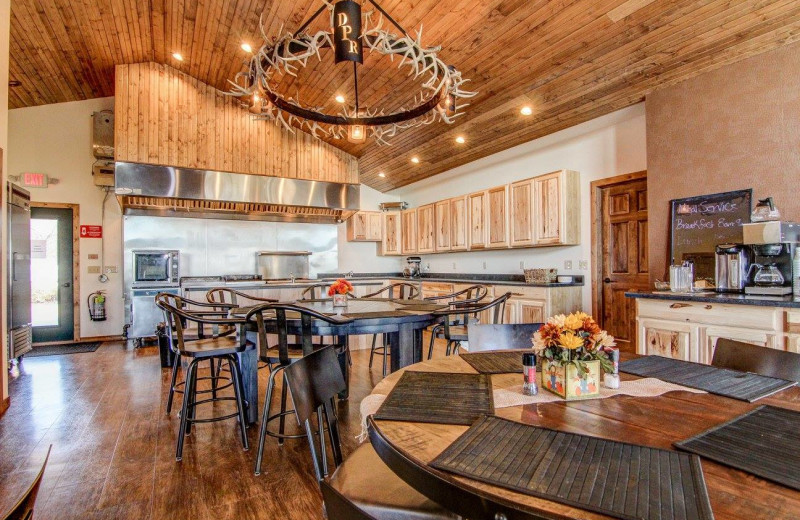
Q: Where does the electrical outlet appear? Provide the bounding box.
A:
[482,261,487,270]
[87,253,99,260]
[87,266,100,274]
[579,260,588,270]
[452,262,456,270]
[564,260,573,270]
[104,266,117,274]
[519,261,525,269]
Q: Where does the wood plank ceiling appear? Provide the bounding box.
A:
[9,0,800,191]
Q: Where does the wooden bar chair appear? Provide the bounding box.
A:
[284,347,456,519]
[466,323,544,352]
[433,293,512,356]
[246,303,353,475]
[425,284,488,359]
[712,338,800,382]
[365,283,420,376]
[156,297,252,461]
[1,446,50,520]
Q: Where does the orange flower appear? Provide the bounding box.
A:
[328,279,353,296]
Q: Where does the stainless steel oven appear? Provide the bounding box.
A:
[132,250,180,287]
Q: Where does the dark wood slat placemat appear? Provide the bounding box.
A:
[460,351,524,374]
[374,371,493,426]
[620,355,795,402]
[675,405,800,491]
[431,416,714,520]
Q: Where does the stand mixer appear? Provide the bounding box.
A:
[403,256,422,278]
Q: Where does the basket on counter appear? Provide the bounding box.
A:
[524,268,558,284]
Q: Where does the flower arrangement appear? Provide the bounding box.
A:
[532,311,616,378]
[327,279,354,297]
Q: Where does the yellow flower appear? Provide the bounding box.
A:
[558,331,584,350]
[563,313,584,331]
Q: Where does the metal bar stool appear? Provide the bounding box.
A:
[206,287,278,308]
[434,292,511,355]
[425,284,488,359]
[364,283,420,376]
[246,303,353,475]
[156,295,252,461]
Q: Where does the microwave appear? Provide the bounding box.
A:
[132,250,180,287]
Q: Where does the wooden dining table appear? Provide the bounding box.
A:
[367,352,800,519]
[229,297,448,423]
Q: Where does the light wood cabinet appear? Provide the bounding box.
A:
[486,185,509,249]
[434,200,451,252]
[420,281,454,301]
[401,209,417,254]
[380,211,402,256]
[467,191,487,250]
[346,211,382,242]
[533,170,580,246]
[416,204,435,254]
[509,179,535,247]
[449,196,468,251]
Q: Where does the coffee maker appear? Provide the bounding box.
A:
[714,244,752,293]
[742,221,800,295]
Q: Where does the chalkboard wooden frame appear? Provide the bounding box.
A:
[669,189,752,281]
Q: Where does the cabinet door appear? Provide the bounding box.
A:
[450,196,468,251]
[421,282,454,301]
[401,209,417,254]
[486,185,509,248]
[467,191,487,250]
[638,318,694,361]
[510,179,535,247]
[699,326,777,365]
[417,204,435,253]
[380,212,401,256]
[434,200,451,252]
[367,212,382,241]
[502,301,518,324]
[346,211,368,241]
[534,172,563,245]
[517,299,545,324]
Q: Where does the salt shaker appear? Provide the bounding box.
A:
[603,348,620,389]
[522,353,538,396]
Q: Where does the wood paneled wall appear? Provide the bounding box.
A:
[114,62,359,184]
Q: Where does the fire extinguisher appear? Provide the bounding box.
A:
[88,291,107,321]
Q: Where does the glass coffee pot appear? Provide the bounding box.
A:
[753,263,785,286]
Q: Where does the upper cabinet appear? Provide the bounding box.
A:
[380,211,402,256]
[533,170,580,246]
[467,191,487,250]
[509,179,535,247]
[486,185,509,249]
[401,208,418,254]
[346,211,382,242]
[417,204,435,254]
[449,196,468,251]
[434,200,451,252]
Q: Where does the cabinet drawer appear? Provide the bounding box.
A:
[494,285,548,300]
[421,282,454,293]
[636,299,780,330]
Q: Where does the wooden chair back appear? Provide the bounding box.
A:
[155,294,242,353]
[284,346,347,482]
[363,283,420,300]
[439,292,512,338]
[320,480,378,520]
[424,284,488,305]
[2,446,50,520]
[367,417,543,520]
[206,287,277,308]
[466,323,543,352]
[712,338,800,382]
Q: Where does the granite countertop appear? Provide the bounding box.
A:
[317,272,585,288]
[625,290,800,309]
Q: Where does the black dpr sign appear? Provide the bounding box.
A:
[333,0,363,64]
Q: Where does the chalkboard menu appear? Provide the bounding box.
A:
[669,189,752,281]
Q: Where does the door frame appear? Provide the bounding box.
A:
[590,171,647,321]
[30,202,80,343]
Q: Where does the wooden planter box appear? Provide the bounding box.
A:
[542,359,601,400]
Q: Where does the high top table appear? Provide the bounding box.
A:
[230,298,448,423]
[367,353,800,519]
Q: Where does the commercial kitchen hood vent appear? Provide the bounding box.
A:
[114,161,360,224]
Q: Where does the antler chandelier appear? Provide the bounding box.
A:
[229,0,475,145]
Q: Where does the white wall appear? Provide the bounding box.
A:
[391,104,648,310]
[8,97,124,339]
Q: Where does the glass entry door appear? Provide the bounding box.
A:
[31,206,74,343]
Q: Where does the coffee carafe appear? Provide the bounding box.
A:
[742,222,800,296]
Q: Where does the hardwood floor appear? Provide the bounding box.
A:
[0,339,440,519]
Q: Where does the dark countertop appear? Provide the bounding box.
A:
[625,290,800,309]
[317,272,585,288]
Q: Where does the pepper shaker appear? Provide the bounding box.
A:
[603,347,620,389]
[522,353,538,396]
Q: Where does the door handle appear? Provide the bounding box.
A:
[62,282,71,288]
[11,252,17,281]
[603,278,611,283]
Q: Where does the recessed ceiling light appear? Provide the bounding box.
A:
[241,43,253,53]
[520,105,533,116]
[335,94,345,103]
[172,53,184,62]
[455,135,466,144]
[378,172,386,178]
[411,156,420,164]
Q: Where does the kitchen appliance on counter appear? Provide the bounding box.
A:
[7,183,32,360]
[132,250,180,287]
[256,251,311,280]
[403,257,422,278]
[714,244,752,293]
[742,221,800,296]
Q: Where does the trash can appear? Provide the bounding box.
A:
[156,323,175,368]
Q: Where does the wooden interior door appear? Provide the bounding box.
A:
[599,177,648,352]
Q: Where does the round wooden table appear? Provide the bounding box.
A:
[368,353,800,519]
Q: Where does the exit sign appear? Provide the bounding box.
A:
[20,172,48,188]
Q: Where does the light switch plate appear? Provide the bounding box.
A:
[564,260,573,270]
[579,260,588,270]
[88,253,99,260]
[87,266,100,274]
[104,266,118,274]
[519,261,525,269]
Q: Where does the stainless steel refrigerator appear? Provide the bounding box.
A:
[7,183,32,360]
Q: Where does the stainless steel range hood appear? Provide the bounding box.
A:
[114,161,360,224]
